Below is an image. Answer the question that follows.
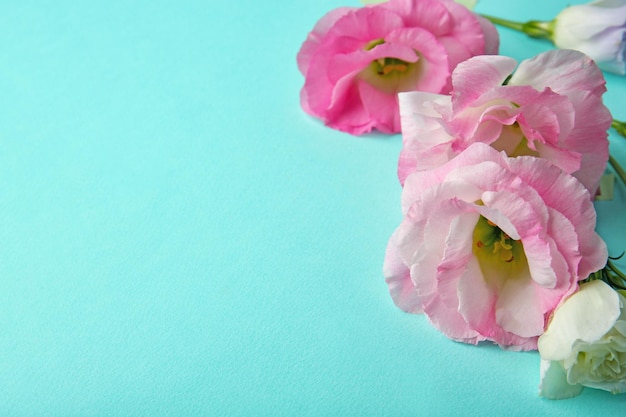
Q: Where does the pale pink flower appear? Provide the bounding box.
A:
[398,50,611,196]
[383,143,607,350]
[296,0,499,135]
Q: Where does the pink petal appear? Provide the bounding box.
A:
[509,49,607,98]
[556,90,611,195]
[324,74,373,134]
[475,15,500,54]
[507,155,608,278]
[495,277,544,338]
[456,252,498,337]
[383,233,423,313]
[381,0,453,36]
[398,91,454,183]
[296,7,355,75]
[385,27,450,93]
[325,7,405,45]
[423,294,486,344]
[451,55,518,110]
[514,91,575,146]
[439,0,490,55]
[358,80,399,133]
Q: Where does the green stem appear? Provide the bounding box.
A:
[480,14,554,39]
[584,257,626,290]
[612,119,626,138]
[608,259,626,281]
[602,258,626,291]
[609,155,626,187]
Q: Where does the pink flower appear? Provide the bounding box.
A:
[383,143,607,350]
[296,0,499,135]
[398,50,611,196]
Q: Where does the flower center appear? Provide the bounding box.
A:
[573,333,626,383]
[491,122,541,158]
[373,57,409,76]
[472,215,530,287]
[509,136,540,158]
[358,39,420,94]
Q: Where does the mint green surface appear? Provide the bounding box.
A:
[1,0,625,415]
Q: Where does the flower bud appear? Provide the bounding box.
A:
[552,0,626,75]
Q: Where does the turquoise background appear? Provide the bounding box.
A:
[1,0,625,415]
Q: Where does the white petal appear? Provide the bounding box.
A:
[538,280,620,361]
[584,379,626,394]
[539,359,584,399]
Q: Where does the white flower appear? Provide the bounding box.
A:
[553,0,626,75]
[538,279,626,399]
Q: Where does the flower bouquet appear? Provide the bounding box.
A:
[297,0,626,400]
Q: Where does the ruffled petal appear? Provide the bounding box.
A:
[297,7,355,75]
[383,232,423,313]
[457,256,498,337]
[451,55,518,110]
[398,92,453,183]
[496,276,543,338]
[385,27,450,93]
[509,49,607,98]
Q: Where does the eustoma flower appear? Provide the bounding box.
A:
[538,280,626,399]
[398,50,611,196]
[383,143,607,350]
[296,0,498,135]
[482,0,626,75]
[552,0,626,75]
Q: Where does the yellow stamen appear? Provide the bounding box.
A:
[492,232,514,262]
[381,64,407,75]
[472,215,529,286]
[498,234,513,251]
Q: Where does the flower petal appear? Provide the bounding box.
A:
[539,359,584,400]
[451,55,518,110]
[296,7,355,75]
[398,92,453,183]
[384,233,423,313]
[538,280,621,361]
[509,49,606,98]
[385,27,450,92]
[496,277,543,337]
